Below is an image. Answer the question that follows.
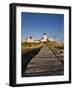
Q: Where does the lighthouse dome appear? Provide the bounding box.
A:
[43,33,47,35]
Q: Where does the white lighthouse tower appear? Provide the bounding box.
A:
[43,33,47,41]
[40,33,47,42]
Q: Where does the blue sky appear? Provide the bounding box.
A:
[21,12,64,42]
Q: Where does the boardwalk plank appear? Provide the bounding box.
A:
[22,45,64,77]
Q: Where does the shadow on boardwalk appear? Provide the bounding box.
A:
[22,47,42,77]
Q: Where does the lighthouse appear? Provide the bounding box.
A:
[40,33,47,42]
[43,33,47,41]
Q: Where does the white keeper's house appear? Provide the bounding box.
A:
[25,36,34,43]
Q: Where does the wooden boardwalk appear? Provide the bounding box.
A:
[22,45,64,77]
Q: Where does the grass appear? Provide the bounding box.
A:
[22,42,43,54]
[54,45,64,49]
[21,41,64,55]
